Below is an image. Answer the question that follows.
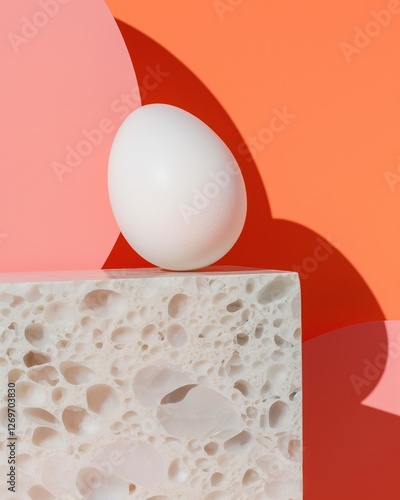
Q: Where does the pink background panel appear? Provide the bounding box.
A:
[0,0,139,272]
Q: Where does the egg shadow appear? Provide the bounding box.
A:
[102,20,397,498]
[103,20,384,342]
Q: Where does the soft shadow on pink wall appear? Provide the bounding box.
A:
[103,22,385,342]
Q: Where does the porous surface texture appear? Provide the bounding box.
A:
[0,268,302,499]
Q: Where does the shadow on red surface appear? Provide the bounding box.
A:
[103,21,384,343]
[303,321,400,499]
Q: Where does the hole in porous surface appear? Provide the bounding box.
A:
[226,299,243,312]
[133,366,193,407]
[32,427,62,449]
[8,369,23,383]
[81,316,95,328]
[205,491,230,499]
[111,356,135,378]
[24,408,58,425]
[6,348,15,359]
[17,381,46,406]
[274,334,291,348]
[188,439,201,454]
[44,302,73,323]
[210,472,224,486]
[168,459,187,482]
[235,333,249,346]
[204,442,219,455]
[92,328,103,341]
[242,468,260,486]
[195,457,209,469]
[234,380,253,397]
[158,385,242,440]
[60,361,95,385]
[213,291,228,304]
[167,324,187,347]
[28,366,59,386]
[257,276,294,304]
[150,345,163,356]
[25,285,42,302]
[255,323,264,339]
[272,350,285,361]
[123,411,137,423]
[288,438,302,461]
[78,443,93,455]
[289,388,301,401]
[269,401,290,428]
[142,324,157,341]
[199,324,219,340]
[87,384,119,416]
[193,360,211,375]
[52,387,66,403]
[80,289,126,318]
[241,308,251,323]
[246,278,255,294]
[220,314,236,326]
[246,406,257,418]
[27,485,55,500]
[62,406,100,436]
[224,430,252,453]
[168,294,189,318]
[226,352,244,377]
[111,421,123,434]
[294,328,301,340]
[56,339,70,349]
[23,351,51,367]
[111,326,136,344]
[160,384,197,405]
[25,323,46,347]
[273,318,284,328]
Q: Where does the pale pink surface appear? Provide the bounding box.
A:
[362,321,400,417]
[0,0,139,271]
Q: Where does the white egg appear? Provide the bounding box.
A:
[108,104,247,271]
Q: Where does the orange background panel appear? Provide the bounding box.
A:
[105,0,400,321]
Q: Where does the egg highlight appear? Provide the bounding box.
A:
[108,104,247,270]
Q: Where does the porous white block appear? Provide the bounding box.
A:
[0,268,302,500]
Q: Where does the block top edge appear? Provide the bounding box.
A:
[0,267,298,284]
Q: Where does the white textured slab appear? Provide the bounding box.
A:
[0,268,302,500]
